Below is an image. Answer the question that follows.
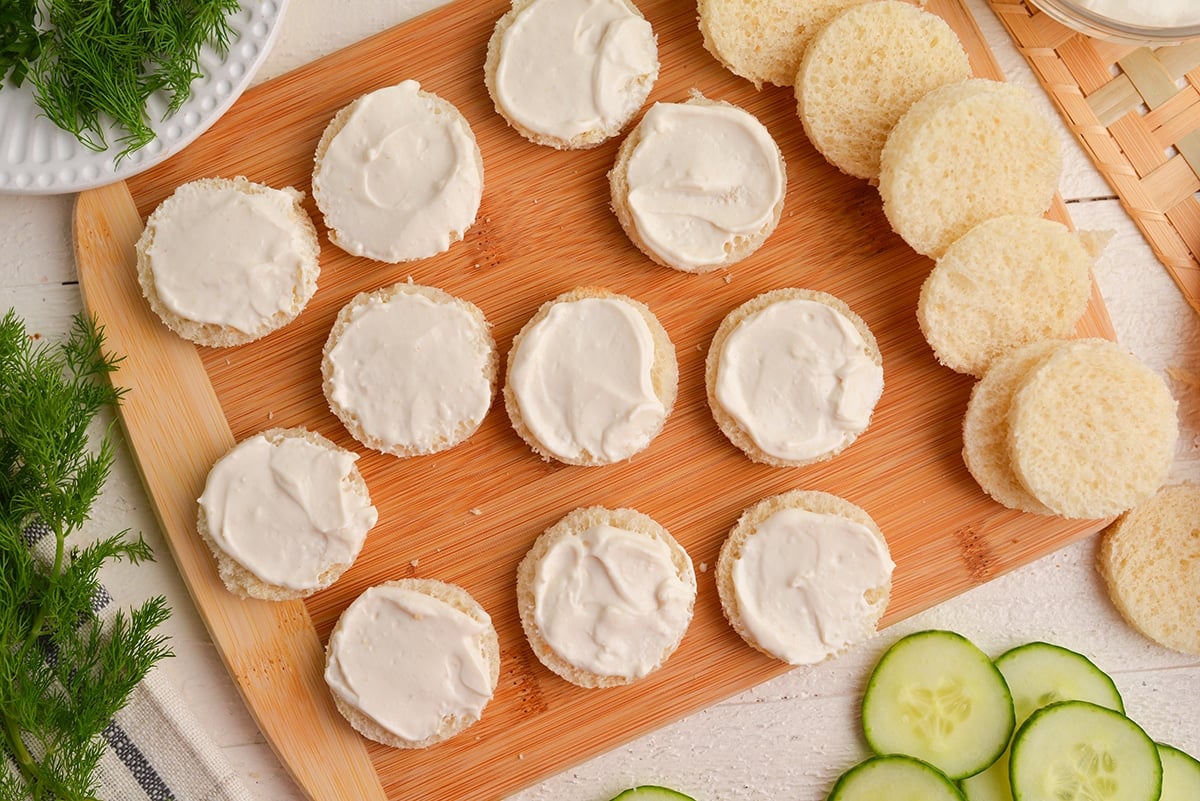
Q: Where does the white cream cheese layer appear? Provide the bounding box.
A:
[626,101,784,270]
[732,508,894,665]
[510,296,664,462]
[493,0,657,142]
[533,523,693,679]
[313,80,482,262]
[198,433,377,590]
[716,298,883,462]
[148,183,310,335]
[324,585,494,742]
[326,289,492,455]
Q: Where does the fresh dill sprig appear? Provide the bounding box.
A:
[0,309,172,801]
[8,0,243,160]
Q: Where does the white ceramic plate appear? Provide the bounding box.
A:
[0,0,289,195]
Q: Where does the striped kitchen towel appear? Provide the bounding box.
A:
[6,519,255,801]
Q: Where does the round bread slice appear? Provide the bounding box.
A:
[796,0,971,182]
[196,427,377,600]
[324,578,501,748]
[1008,338,1178,519]
[919,215,1101,378]
[484,0,659,149]
[1097,483,1200,656]
[717,489,893,665]
[504,287,677,465]
[698,0,870,88]
[878,78,1063,258]
[322,282,497,458]
[706,288,883,467]
[962,340,1062,515]
[135,175,320,348]
[312,80,483,263]
[516,506,696,687]
[609,94,786,273]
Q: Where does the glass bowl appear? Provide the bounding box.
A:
[1028,0,1200,45]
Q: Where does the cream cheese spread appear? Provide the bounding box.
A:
[732,507,894,665]
[716,298,883,462]
[625,100,785,270]
[492,0,657,144]
[312,80,483,262]
[1075,0,1200,28]
[146,182,312,336]
[198,432,377,591]
[532,523,693,679]
[509,296,665,463]
[325,287,492,456]
[324,584,495,742]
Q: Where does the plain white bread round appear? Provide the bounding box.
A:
[1097,483,1200,656]
[961,340,1061,515]
[796,0,971,182]
[918,215,1101,378]
[705,287,883,467]
[698,0,870,88]
[503,286,678,465]
[878,78,1063,258]
[1008,338,1178,519]
[324,578,501,748]
[321,282,497,458]
[516,506,696,687]
[195,427,372,600]
[716,489,891,662]
[311,83,483,263]
[608,94,786,273]
[135,176,320,348]
[484,0,658,149]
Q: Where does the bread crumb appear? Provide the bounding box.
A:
[469,508,482,516]
[723,274,732,284]
[699,561,709,573]
[410,559,419,568]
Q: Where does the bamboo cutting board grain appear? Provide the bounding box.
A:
[74,1,1116,799]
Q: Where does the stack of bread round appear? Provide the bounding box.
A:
[795,0,971,182]
[963,338,1177,519]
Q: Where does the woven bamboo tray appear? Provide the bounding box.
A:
[988,0,1200,314]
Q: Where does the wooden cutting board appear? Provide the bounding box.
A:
[73,1,1116,798]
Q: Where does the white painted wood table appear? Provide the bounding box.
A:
[1,1,1197,799]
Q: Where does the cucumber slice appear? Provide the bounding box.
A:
[994,642,1124,725]
[959,750,1010,801]
[828,755,965,801]
[1009,700,1161,801]
[862,630,1015,780]
[1158,743,1200,801]
[962,642,1126,801]
[608,786,696,801]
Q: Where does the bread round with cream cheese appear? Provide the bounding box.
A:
[324,578,500,748]
[484,0,659,149]
[717,489,893,665]
[706,288,883,467]
[322,282,497,458]
[516,506,696,687]
[503,286,677,465]
[136,176,320,348]
[608,94,786,273]
[196,427,377,600]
